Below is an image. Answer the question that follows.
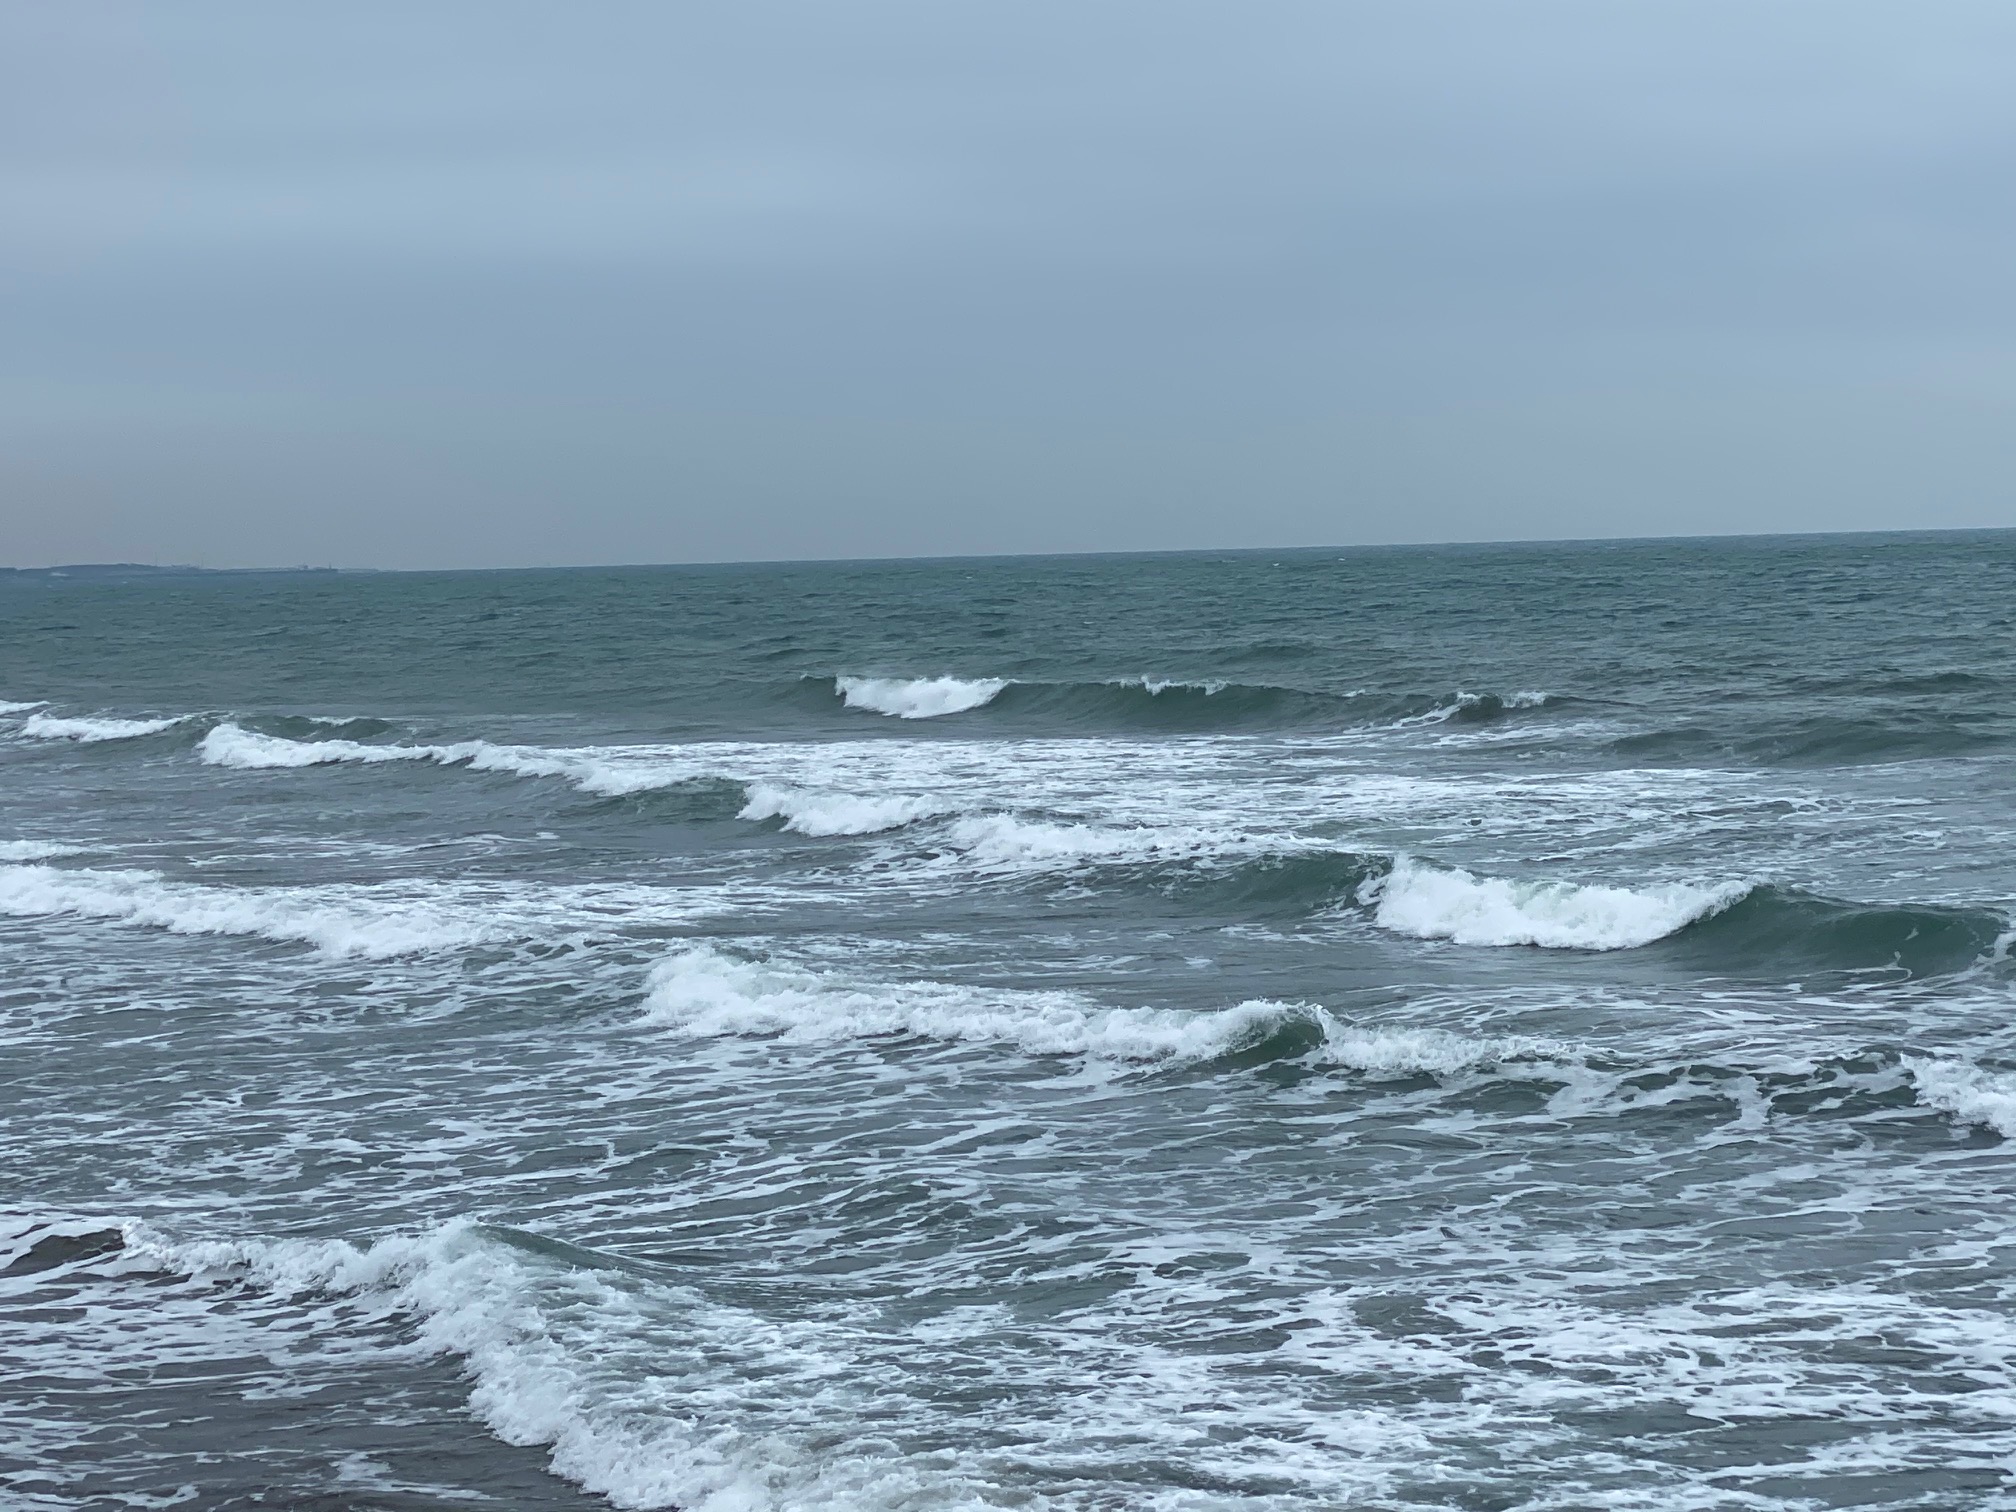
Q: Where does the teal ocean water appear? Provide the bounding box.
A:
[5,531,2016,1510]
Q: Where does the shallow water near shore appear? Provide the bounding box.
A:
[6,531,2016,1510]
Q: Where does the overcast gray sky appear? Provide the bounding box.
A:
[3,1,2013,567]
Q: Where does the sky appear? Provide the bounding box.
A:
[3,1,2014,568]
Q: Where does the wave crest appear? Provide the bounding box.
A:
[737,782,944,837]
[1367,857,1746,950]
[834,676,1006,719]
[638,944,1562,1073]
[21,712,189,743]
[0,863,498,959]
[198,723,696,798]
[0,840,84,862]
[1908,1058,2016,1140]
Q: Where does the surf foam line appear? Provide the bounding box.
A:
[20,712,192,743]
[1364,856,1748,950]
[638,943,1571,1073]
[0,864,502,959]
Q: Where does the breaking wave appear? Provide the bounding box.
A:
[833,675,1007,718]
[1907,1058,2016,1140]
[1365,859,2009,976]
[638,943,1562,1073]
[1390,690,1552,728]
[1366,857,1746,950]
[737,782,945,837]
[20,712,190,743]
[106,1218,893,1512]
[0,840,84,862]
[934,813,1235,869]
[0,864,500,959]
[814,676,1559,733]
[197,723,698,798]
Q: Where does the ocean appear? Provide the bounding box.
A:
[4,531,2016,1512]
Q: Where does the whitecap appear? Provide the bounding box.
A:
[638,944,1566,1071]
[833,676,1007,719]
[198,723,433,769]
[940,812,1227,868]
[0,841,84,862]
[0,863,498,959]
[20,712,187,742]
[1391,690,1550,728]
[736,782,943,837]
[1366,856,1747,950]
[0,698,49,714]
[198,723,703,798]
[1906,1057,2016,1140]
[1129,677,1229,696]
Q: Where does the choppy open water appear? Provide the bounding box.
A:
[6,532,2016,1512]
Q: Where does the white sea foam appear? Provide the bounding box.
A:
[737,782,942,837]
[113,1220,786,1510]
[20,712,187,742]
[0,864,497,959]
[940,812,1228,868]
[1368,856,1746,950]
[0,841,84,862]
[1907,1058,2016,1139]
[834,676,1007,719]
[101,1207,2016,1512]
[0,698,49,714]
[110,1219,1085,1512]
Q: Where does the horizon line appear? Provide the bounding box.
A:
[4,522,2009,576]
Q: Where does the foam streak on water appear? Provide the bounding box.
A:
[5,536,2016,1512]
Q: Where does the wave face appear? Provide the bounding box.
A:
[12,537,2016,1512]
[1657,888,2009,979]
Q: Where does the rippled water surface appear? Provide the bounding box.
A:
[5,533,2016,1511]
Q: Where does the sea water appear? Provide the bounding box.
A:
[4,532,2016,1510]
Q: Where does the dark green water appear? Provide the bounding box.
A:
[4,531,2016,1511]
